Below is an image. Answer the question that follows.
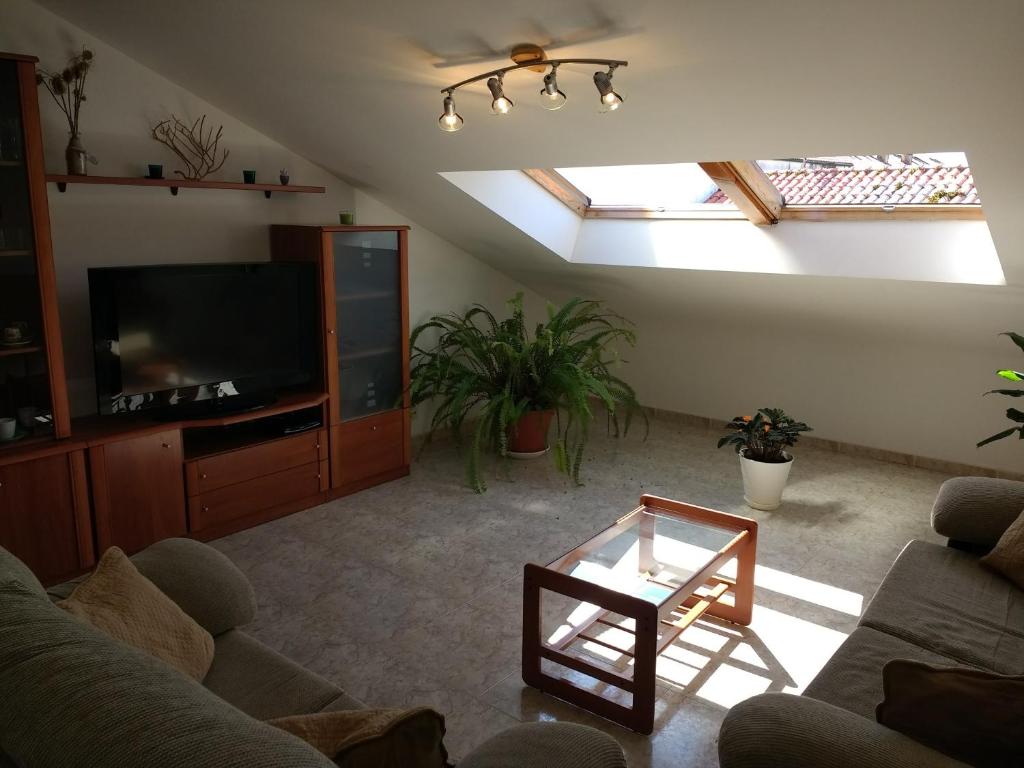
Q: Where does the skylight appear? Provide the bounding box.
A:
[751,152,979,206]
[555,163,735,210]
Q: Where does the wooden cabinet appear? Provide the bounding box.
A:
[90,429,186,554]
[331,410,406,489]
[0,449,93,583]
[0,53,70,454]
[271,225,411,496]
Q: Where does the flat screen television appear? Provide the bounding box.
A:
[89,262,317,417]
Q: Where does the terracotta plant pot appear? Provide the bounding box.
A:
[507,409,554,458]
[739,450,793,511]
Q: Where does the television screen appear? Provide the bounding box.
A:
[89,262,317,415]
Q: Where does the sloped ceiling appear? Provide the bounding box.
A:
[33,0,1024,345]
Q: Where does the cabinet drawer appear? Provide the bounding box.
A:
[189,460,324,533]
[187,429,326,495]
[331,409,406,488]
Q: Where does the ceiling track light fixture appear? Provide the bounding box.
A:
[437,44,627,132]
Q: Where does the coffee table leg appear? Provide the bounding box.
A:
[522,564,659,734]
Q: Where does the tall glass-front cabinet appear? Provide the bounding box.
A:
[0,54,89,586]
[271,225,410,494]
[0,54,69,445]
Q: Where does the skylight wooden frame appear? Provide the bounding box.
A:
[524,165,984,224]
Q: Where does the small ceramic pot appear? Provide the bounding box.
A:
[738,450,793,510]
[507,409,554,458]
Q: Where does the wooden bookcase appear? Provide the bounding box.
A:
[0,52,411,585]
[271,225,411,495]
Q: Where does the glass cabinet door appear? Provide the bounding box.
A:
[0,60,52,442]
[332,231,402,421]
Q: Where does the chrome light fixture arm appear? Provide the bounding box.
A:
[440,59,627,94]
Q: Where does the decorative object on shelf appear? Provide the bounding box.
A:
[409,292,645,492]
[242,169,256,184]
[151,114,229,180]
[338,211,354,225]
[2,320,29,346]
[35,47,95,175]
[0,417,17,441]
[977,331,1024,448]
[437,44,627,132]
[279,169,289,185]
[145,163,163,179]
[718,408,812,510]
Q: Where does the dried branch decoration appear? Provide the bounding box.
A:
[36,47,94,136]
[151,114,229,180]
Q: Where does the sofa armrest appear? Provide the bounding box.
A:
[931,477,1024,547]
[459,722,626,768]
[130,538,256,636]
[719,693,969,768]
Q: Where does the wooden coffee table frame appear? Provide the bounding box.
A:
[522,494,758,734]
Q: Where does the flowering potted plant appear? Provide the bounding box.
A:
[718,408,812,510]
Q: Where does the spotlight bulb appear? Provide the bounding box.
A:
[593,69,623,112]
[438,94,463,132]
[487,76,514,115]
[539,71,567,111]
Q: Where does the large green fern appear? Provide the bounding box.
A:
[409,293,645,492]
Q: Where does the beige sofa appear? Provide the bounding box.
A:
[718,477,1024,767]
[0,538,626,768]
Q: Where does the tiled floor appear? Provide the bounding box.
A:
[211,413,948,766]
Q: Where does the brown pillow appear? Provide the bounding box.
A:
[269,708,449,767]
[876,659,1024,767]
[58,546,214,681]
[981,508,1024,589]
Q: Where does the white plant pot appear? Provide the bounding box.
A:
[738,450,793,511]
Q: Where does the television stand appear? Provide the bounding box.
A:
[152,392,278,422]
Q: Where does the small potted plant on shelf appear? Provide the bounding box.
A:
[409,292,645,492]
[718,408,812,510]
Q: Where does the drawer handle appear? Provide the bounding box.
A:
[202,505,210,513]
[327,329,336,335]
[371,425,378,431]
[200,472,208,479]
[161,442,171,449]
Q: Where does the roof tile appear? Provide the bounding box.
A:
[705,165,979,205]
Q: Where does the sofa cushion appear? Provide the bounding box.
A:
[803,626,969,719]
[57,546,215,681]
[204,629,362,719]
[0,546,45,598]
[0,580,334,768]
[876,660,1024,768]
[981,509,1024,591]
[859,540,1024,674]
[48,538,258,637]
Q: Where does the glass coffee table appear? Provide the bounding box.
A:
[522,494,758,734]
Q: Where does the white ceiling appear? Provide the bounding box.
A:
[33,0,1024,345]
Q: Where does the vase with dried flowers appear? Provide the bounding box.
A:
[35,47,95,175]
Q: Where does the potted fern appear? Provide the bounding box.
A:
[718,408,812,510]
[409,293,644,492]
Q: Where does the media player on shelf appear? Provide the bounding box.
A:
[88,262,318,419]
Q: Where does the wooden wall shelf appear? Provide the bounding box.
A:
[46,174,326,199]
[0,345,41,357]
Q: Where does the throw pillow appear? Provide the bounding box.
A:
[876,659,1024,767]
[269,708,449,768]
[58,546,215,681]
[980,508,1024,589]
[0,580,332,768]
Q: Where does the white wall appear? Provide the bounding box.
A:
[1,0,545,422]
